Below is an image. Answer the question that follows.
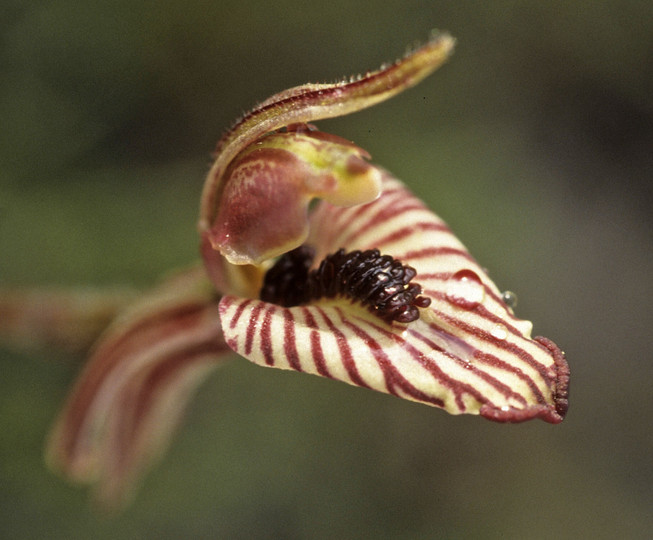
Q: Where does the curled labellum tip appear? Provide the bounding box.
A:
[199,33,455,268]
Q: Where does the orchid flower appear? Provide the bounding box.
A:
[41,32,569,509]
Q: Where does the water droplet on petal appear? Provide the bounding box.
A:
[490,325,508,340]
[445,269,485,310]
[501,290,518,309]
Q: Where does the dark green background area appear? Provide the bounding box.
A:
[1,1,651,538]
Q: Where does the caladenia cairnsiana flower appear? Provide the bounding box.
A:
[42,32,569,509]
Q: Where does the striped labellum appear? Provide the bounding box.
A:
[220,174,569,424]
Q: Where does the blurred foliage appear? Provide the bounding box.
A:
[1,1,652,538]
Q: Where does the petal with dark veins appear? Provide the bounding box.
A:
[46,267,232,509]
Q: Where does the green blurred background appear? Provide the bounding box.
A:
[1,1,651,538]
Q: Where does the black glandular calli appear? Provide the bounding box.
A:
[260,246,431,323]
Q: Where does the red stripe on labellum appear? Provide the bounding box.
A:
[422,323,534,404]
[244,302,264,355]
[336,310,401,397]
[423,279,522,324]
[474,286,523,324]
[473,351,546,405]
[408,327,527,407]
[315,306,369,388]
[472,304,531,340]
[372,221,451,249]
[230,298,253,330]
[423,298,552,394]
[336,308,446,407]
[338,200,428,248]
[301,307,331,378]
[430,294,549,376]
[426,290,527,342]
[331,186,405,227]
[422,297,549,398]
[357,316,492,412]
[400,246,475,263]
[474,328,550,382]
[479,336,568,424]
[416,272,452,281]
[433,319,546,405]
[283,309,301,370]
[260,305,275,366]
[323,188,406,243]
